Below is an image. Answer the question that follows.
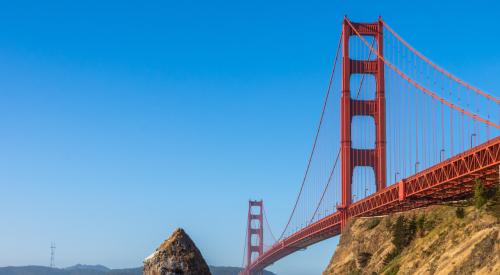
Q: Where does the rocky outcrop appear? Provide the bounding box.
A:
[144,228,211,275]
[324,201,500,275]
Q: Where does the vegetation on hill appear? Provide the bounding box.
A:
[324,181,499,275]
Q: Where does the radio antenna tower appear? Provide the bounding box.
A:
[50,242,56,268]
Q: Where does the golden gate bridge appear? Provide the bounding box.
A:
[240,17,499,275]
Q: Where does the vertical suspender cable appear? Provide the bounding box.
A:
[278,31,343,240]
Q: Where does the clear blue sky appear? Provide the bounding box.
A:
[0,1,499,274]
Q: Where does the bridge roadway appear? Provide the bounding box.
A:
[247,136,500,273]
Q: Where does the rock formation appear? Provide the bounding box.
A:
[144,228,211,275]
[324,201,499,275]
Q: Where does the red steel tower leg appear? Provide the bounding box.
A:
[246,200,264,275]
[340,17,386,228]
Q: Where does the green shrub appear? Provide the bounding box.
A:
[391,216,416,252]
[357,252,372,268]
[423,217,436,232]
[383,249,399,265]
[486,183,500,218]
[485,184,498,199]
[408,216,417,236]
[384,265,400,275]
[474,179,487,209]
[367,218,381,230]
[385,216,393,229]
[391,216,407,251]
[455,207,465,219]
[416,214,425,230]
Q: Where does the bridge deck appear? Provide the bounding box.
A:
[247,136,500,272]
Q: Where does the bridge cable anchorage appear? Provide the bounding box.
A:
[345,19,500,129]
[308,37,377,224]
[278,30,343,240]
[383,21,499,104]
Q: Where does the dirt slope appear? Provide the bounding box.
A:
[324,199,499,275]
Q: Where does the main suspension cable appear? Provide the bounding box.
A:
[346,19,499,129]
[383,21,499,103]
[278,31,343,240]
[263,207,277,242]
[308,38,377,224]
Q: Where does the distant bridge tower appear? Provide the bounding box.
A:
[50,242,56,268]
[339,17,386,227]
[245,200,264,275]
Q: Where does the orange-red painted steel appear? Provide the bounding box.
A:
[246,200,264,273]
[242,18,500,275]
[339,18,387,229]
[244,137,499,274]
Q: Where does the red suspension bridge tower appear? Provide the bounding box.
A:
[246,200,264,274]
[241,15,500,275]
[339,17,386,227]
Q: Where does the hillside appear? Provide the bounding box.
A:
[324,185,500,275]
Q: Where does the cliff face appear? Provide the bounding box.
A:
[144,228,211,275]
[324,202,499,275]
